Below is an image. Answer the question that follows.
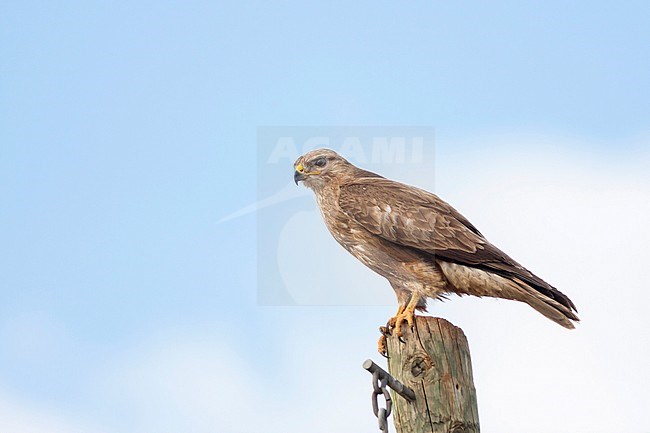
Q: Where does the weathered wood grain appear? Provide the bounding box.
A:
[386,316,480,433]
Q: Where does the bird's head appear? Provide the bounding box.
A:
[293,149,351,190]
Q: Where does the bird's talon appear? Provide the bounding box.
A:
[377,334,388,356]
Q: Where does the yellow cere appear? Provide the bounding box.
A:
[295,163,304,173]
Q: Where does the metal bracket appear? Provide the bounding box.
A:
[363,359,416,433]
[363,359,416,401]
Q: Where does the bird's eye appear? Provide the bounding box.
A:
[313,157,327,168]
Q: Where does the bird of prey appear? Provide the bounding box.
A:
[293,149,579,352]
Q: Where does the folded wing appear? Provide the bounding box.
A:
[338,178,578,321]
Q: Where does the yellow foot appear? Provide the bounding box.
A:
[386,304,406,329]
[391,306,416,339]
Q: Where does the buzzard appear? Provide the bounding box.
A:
[293,149,578,352]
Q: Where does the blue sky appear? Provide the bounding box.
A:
[1,1,649,432]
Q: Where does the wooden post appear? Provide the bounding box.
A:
[385,316,480,433]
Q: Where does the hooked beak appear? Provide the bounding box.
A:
[294,162,306,185]
[294,170,306,185]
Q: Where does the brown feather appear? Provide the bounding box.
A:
[338,178,578,317]
[294,148,579,328]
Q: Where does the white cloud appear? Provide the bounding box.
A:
[96,325,383,433]
[434,134,650,432]
[111,337,258,433]
[0,394,106,433]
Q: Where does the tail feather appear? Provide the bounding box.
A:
[438,261,580,328]
[512,278,579,329]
